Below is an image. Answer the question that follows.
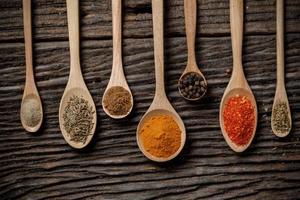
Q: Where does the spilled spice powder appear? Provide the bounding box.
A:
[103,86,132,116]
[223,95,255,146]
[139,114,181,158]
[272,101,291,134]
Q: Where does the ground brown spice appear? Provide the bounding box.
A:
[103,86,132,116]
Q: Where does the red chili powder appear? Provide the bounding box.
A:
[223,95,255,146]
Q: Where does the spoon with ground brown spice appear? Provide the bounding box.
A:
[102,0,133,119]
[136,0,186,162]
[20,0,43,133]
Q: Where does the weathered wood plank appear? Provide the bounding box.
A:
[0,33,299,199]
[0,0,300,42]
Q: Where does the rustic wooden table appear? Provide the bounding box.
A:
[0,0,300,199]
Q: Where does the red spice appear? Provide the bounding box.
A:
[223,95,255,146]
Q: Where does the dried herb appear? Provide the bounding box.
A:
[63,95,95,144]
[103,86,132,116]
[272,102,291,134]
[21,96,42,127]
[223,95,255,146]
[178,72,207,100]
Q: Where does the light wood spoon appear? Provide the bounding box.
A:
[219,0,257,153]
[102,0,133,119]
[136,0,186,162]
[20,0,43,133]
[178,0,207,101]
[59,0,97,149]
[271,0,292,137]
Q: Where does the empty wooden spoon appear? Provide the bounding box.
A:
[136,0,186,162]
[59,0,97,149]
[178,0,207,101]
[219,0,257,152]
[102,0,133,119]
[20,0,43,133]
[271,0,292,137]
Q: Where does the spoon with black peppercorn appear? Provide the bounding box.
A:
[136,0,186,162]
[59,0,97,149]
[178,0,207,101]
[20,0,43,133]
[219,0,257,153]
[271,0,292,137]
[102,0,133,119]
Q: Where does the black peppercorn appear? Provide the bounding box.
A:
[178,72,207,100]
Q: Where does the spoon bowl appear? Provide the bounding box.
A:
[178,69,207,101]
[21,93,43,132]
[137,108,186,162]
[59,87,96,149]
[102,85,133,119]
[220,87,257,152]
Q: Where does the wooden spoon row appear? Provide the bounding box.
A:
[20,0,292,158]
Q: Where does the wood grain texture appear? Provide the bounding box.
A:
[0,0,300,41]
[0,0,300,199]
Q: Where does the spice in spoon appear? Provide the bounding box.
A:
[103,86,132,116]
[139,114,181,158]
[21,95,42,127]
[223,95,255,146]
[63,95,95,144]
[178,72,207,100]
[272,101,291,134]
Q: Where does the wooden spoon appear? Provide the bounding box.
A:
[136,0,186,162]
[59,0,97,149]
[219,0,257,153]
[102,0,133,119]
[20,0,43,133]
[178,0,207,101]
[271,0,292,137]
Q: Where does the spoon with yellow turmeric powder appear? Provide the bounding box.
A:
[136,0,186,162]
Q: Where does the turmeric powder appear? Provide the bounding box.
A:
[139,114,181,158]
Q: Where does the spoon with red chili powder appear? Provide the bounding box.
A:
[219,0,258,153]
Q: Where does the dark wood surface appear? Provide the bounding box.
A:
[0,0,300,199]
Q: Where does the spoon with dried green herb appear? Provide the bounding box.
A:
[20,0,43,133]
[59,0,97,149]
[271,0,292,137]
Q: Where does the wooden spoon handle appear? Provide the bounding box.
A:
[111,0,125,82]
[230,0,243,69]
[184,0,197,66]
[152,0,166,99]
[23,0,35,87]
[66,0,82,78]
[277,0,285,86]
[112,0,122,68]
